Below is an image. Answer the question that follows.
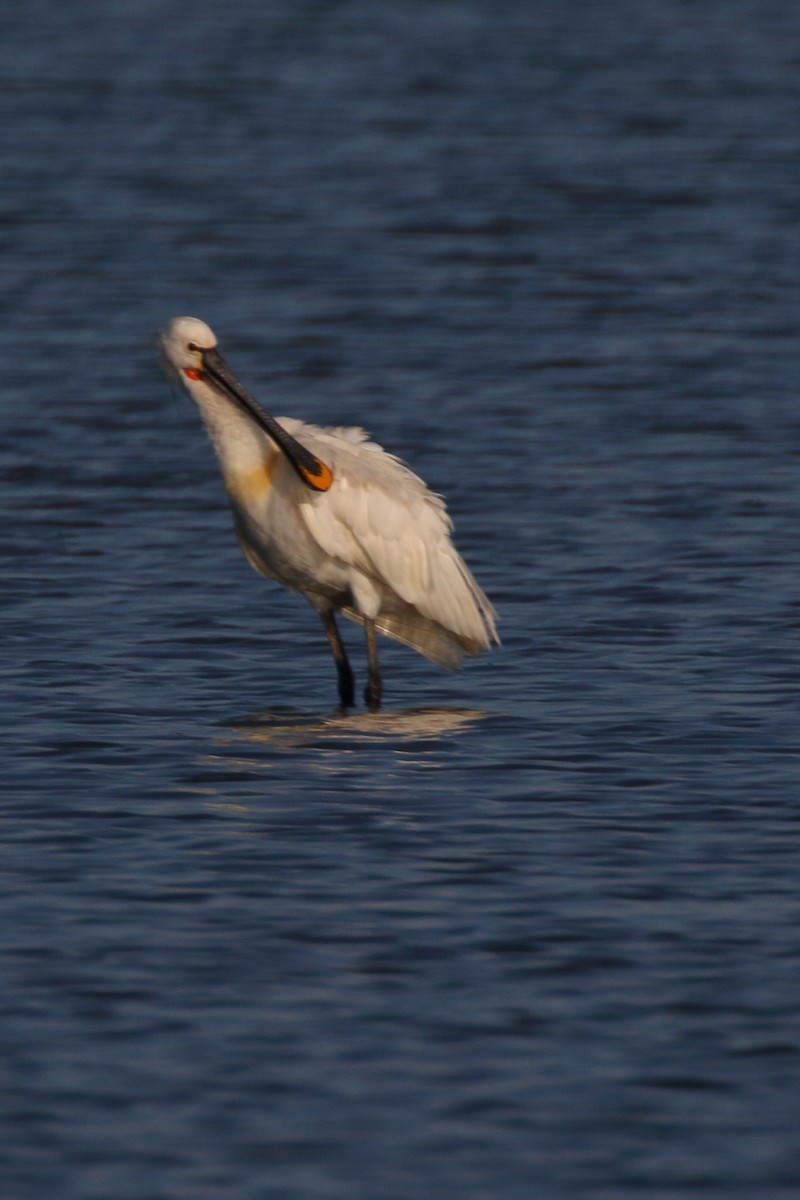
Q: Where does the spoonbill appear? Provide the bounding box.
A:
[160,316,498,710]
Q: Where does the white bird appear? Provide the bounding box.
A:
[160,316,498,710]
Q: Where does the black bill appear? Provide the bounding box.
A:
[201,347,332,493]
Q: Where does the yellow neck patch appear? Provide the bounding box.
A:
[226,456,278,507]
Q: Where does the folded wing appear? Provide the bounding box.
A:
[282,420,498,667]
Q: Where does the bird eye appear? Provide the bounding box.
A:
[187,341,200,352]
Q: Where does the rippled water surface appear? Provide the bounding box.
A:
[3,2,800,1197]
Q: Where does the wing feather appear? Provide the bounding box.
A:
[280,418,498,651]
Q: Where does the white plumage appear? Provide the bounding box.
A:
[160,316,498,709]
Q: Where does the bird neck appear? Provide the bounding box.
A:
[195,390,278,482]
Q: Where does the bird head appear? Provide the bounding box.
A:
[159,317,332,492]
[160,316,217,382]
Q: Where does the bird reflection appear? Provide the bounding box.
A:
[220,706,487,751]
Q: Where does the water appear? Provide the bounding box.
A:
[3,2,800,1196]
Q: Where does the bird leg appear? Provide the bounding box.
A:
[321,612,355,708]
[363,618,382,711]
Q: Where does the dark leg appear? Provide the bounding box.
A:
[321,611,355,708]
[363,618,382,711]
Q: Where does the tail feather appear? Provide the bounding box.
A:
[340,603,482,670]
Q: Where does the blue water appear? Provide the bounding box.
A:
[3,2,800,1197]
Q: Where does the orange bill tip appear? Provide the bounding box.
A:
[183,367,204,381]
[300,458,333,492]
